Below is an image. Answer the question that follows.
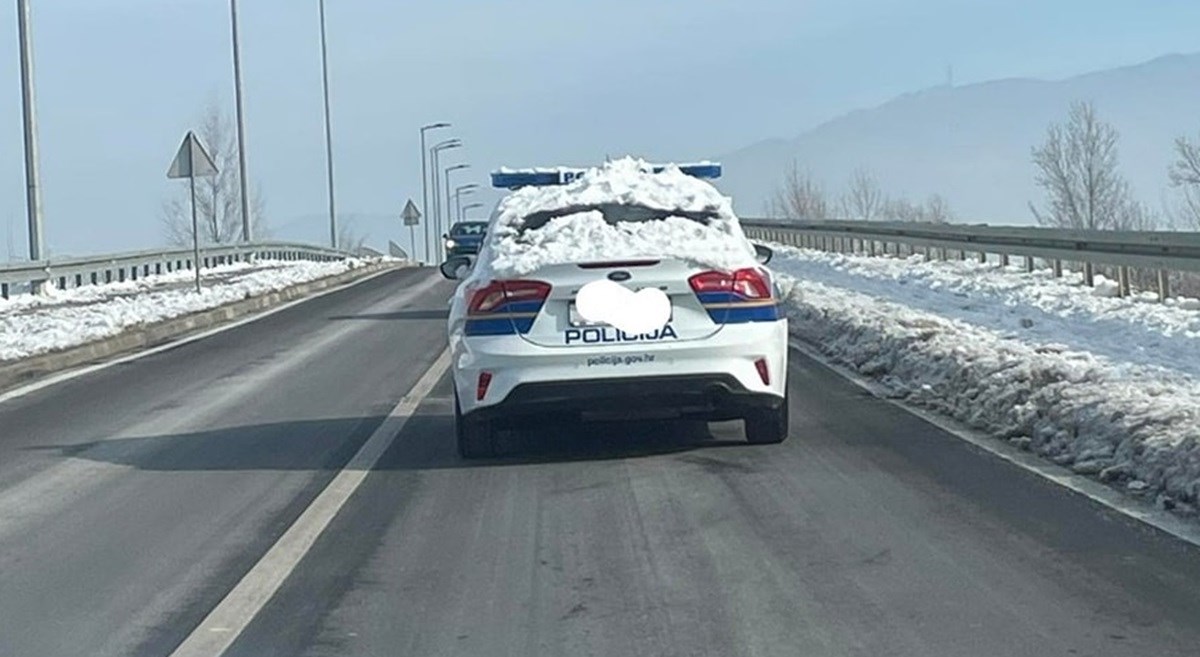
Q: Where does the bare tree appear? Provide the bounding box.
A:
[162,103,266,246]
[879,194,954,223]
[770,162,829,220]
[839,167,884,221]
[336,216,369,254]
[1029,101,1148,230]
[922,194,953,224]
[1168,134,1200,229]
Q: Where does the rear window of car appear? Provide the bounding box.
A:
[451,222,488,235]
[515,203,719,235]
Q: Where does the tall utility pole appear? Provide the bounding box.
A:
[443,164,469,261]
[16,0,44,271]
[419,122,450,264]
[229,0,252,242]
[318,0,337,248]
[454,183,477,225]
[429,139,461,261]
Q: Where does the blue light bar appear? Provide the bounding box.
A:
[491,162,722,189]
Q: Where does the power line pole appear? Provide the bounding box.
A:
[229,0,252,242]
[16,0,44,275]
[318,0,337,249]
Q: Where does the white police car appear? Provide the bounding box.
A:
[440,159,788,458]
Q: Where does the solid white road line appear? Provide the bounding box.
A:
[789,338,1200,549]
[169,347,452,657]
[0,266,420,406]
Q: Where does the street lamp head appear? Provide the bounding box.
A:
[462,202,485,210]
[422,122,451,131]
[432,139,462,151]
[446,163,471,173]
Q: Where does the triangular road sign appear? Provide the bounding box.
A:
[167,131,219,179]
[401,199,421,226]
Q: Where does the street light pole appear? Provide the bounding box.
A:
[229,0,252,242]
[461,202,484,222]
[454,184,477,223]
[429,139,461,261]
[318,0,337,249]
[444,164,470,260]
[16,0,44,272]
[419,122,450,265]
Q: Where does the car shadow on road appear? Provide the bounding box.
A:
[328,309,449,321]
[22,410,749,472]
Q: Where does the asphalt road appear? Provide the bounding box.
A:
[2,266,1199,657]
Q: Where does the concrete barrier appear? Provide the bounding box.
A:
[0,260,412,394]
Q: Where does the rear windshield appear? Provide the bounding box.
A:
[516,203,719,235]
[450,222,487,235]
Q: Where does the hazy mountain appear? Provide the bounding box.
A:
[714,53,1200,224]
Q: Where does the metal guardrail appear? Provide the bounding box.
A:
[0,241,354,299]
[742,218,1200,300]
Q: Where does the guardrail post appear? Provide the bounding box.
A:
[1118,267,1130,297]
[1,282,7,299]
[868,240,876,257]
[957,250,965,261]
[1025,256,1034,273]
[978,251,987,264]
[1052,260,1062,278]
[1158,270,1170,301]
[1083,262,1094,288]
[1000,253,1009,267]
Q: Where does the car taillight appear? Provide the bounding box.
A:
[688,268,772,300]
[477,371,493,401]
[754,358,770,386]
[468,280,552,314]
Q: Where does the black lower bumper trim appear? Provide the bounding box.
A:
[469,374,783,423]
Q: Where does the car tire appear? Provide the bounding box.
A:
[455,392,497,459]
[744,394,789,445]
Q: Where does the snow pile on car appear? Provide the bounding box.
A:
[770,247,1200,515]
[475,157,757,279]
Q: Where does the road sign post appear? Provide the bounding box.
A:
[167,131,219,292]
[401,199,422,263]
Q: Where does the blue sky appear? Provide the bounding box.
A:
[1,0,1199,259]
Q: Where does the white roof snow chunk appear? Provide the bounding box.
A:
[768,245,1200,515]
[475,158,756,279]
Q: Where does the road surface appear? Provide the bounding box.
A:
[0,267,1198,657]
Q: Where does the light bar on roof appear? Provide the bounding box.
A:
[490,162,722,189]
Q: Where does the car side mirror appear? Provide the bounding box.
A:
[439,255,474,280]
[753,243,773,265]
[442,233,449,240]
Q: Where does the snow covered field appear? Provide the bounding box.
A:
[0,258,382,362]
[771,246,1200,515]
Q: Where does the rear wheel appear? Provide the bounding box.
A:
[455,392,497,459]
[744,393,789,445]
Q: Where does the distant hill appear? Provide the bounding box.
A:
[714,53,1200,224]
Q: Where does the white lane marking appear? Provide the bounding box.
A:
[169,347,451,657]
[0,266,426,406]
[789,338,1200,549]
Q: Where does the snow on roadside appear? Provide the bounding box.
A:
[1,258,382,362]
[0,260,264,314]
[771,247,1200,515]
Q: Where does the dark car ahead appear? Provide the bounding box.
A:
[444,221,488,256]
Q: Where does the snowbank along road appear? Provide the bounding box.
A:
[0,266,1199,656]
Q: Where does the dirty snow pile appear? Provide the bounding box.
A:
[771,246,1200,514]
[0,258,376,362]
[477,157,757,280]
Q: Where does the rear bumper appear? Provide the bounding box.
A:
[464,373,783,423]
[451,319,788,417]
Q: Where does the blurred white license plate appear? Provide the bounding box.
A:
[568,302,672,327]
